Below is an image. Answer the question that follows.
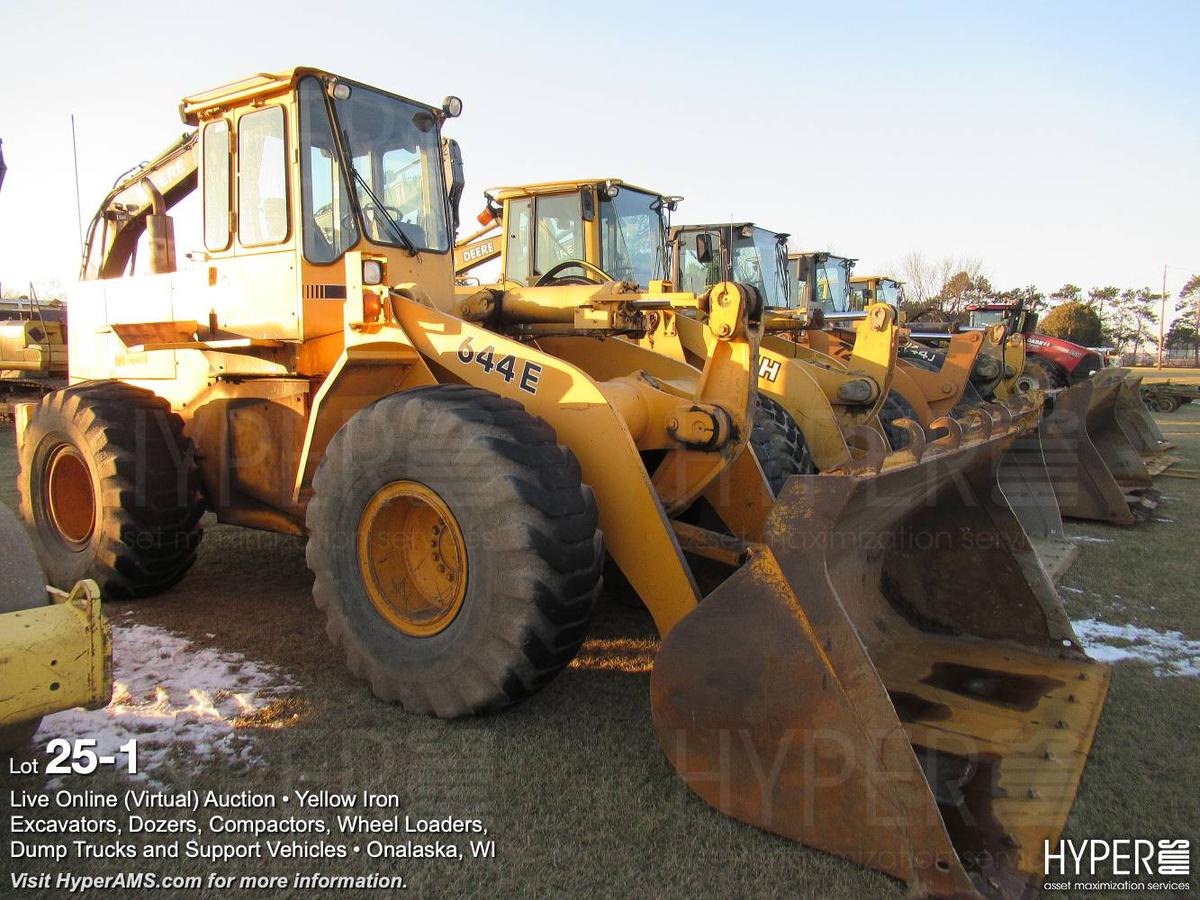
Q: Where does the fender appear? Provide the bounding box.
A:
[389,293,704,636]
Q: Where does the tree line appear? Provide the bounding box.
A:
[894,252,1200,362]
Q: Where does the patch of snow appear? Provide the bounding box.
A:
[35,623,299,785]
[1070,535,1114,544]
[1061,587,1084,594]
[1153,517,1174,523]
[1072,618,1200,677]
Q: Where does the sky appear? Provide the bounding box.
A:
[1,1,1197,316]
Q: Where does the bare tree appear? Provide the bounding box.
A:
[892,252,986,317]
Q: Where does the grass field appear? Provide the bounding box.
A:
[2,405,1198,899]
[1127,366,1200,384]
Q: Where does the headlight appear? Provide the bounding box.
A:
[442,96,463,118]
[328,80,352,101]
[363,260,384,286]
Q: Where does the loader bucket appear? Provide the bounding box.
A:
[1040,379,1154,524]
[652,417,1110,899]
[1099,371,1174,455]
[954,399,1068,550]
[993,427,1082,582]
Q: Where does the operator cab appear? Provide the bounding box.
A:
[475,179,676,289]
[850,276,903,310]
[76,67,465,388]
[670,224,791,309]
[787,252,857,314]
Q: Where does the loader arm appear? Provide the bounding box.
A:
[453,221,503,277]
[82,132,198,280]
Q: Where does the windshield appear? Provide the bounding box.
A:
[731,227,789,308]
[850,279,902,310]
[787,254,852,312]
[970,309,1007,326]
[298,76,449,262]
[877,280,902,305]
[813,256,851,312]
[599,188,665,288]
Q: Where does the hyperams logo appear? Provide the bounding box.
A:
[1042,839,1191,893]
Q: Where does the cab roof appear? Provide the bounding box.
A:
[178,66,440,125]
[788,251,859,264]
[671,223,791,241]
[486,178,669,202]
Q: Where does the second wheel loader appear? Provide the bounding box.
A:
[18,71,1112,898]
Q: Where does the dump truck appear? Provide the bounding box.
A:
[17,71,1113,898]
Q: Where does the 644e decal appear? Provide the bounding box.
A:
[456,336,542,395]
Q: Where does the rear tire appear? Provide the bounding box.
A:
[18,382,204,599]
[750,396,816,495]
[1016,356,1065,392]
[0,504,50,752]
[305,385,603,718]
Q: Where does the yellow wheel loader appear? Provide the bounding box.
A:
[18,71,1112,897]
[455,186,903,482]
[677,231,1077,576]
[451,179,1112,890]
[0,501,111,752]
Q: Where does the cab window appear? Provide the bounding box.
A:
[202,120,230,251]
[534,193,584,279]
[237,106,288,246]
[504,198,532,284]
[678,230,722,295]
[299,77,358,263]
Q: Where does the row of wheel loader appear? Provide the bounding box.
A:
[1,67,1170,898]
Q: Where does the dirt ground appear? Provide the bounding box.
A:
[2,405,1198,899]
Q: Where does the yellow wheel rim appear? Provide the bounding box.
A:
[46,445,96,548]
[357,480,467,637]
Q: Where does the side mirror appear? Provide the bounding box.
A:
[695,233,713,264]
[580,187,595,222]
[442,138,465,234]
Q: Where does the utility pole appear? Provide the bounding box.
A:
[1158,263,1167,370]
[71,115,84,255]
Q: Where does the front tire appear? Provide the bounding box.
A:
[18,382,204,599]
[305,385,603,718]
[880,390,922,450]
[749,396,816,495]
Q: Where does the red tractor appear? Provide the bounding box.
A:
[965,300,1106,391]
